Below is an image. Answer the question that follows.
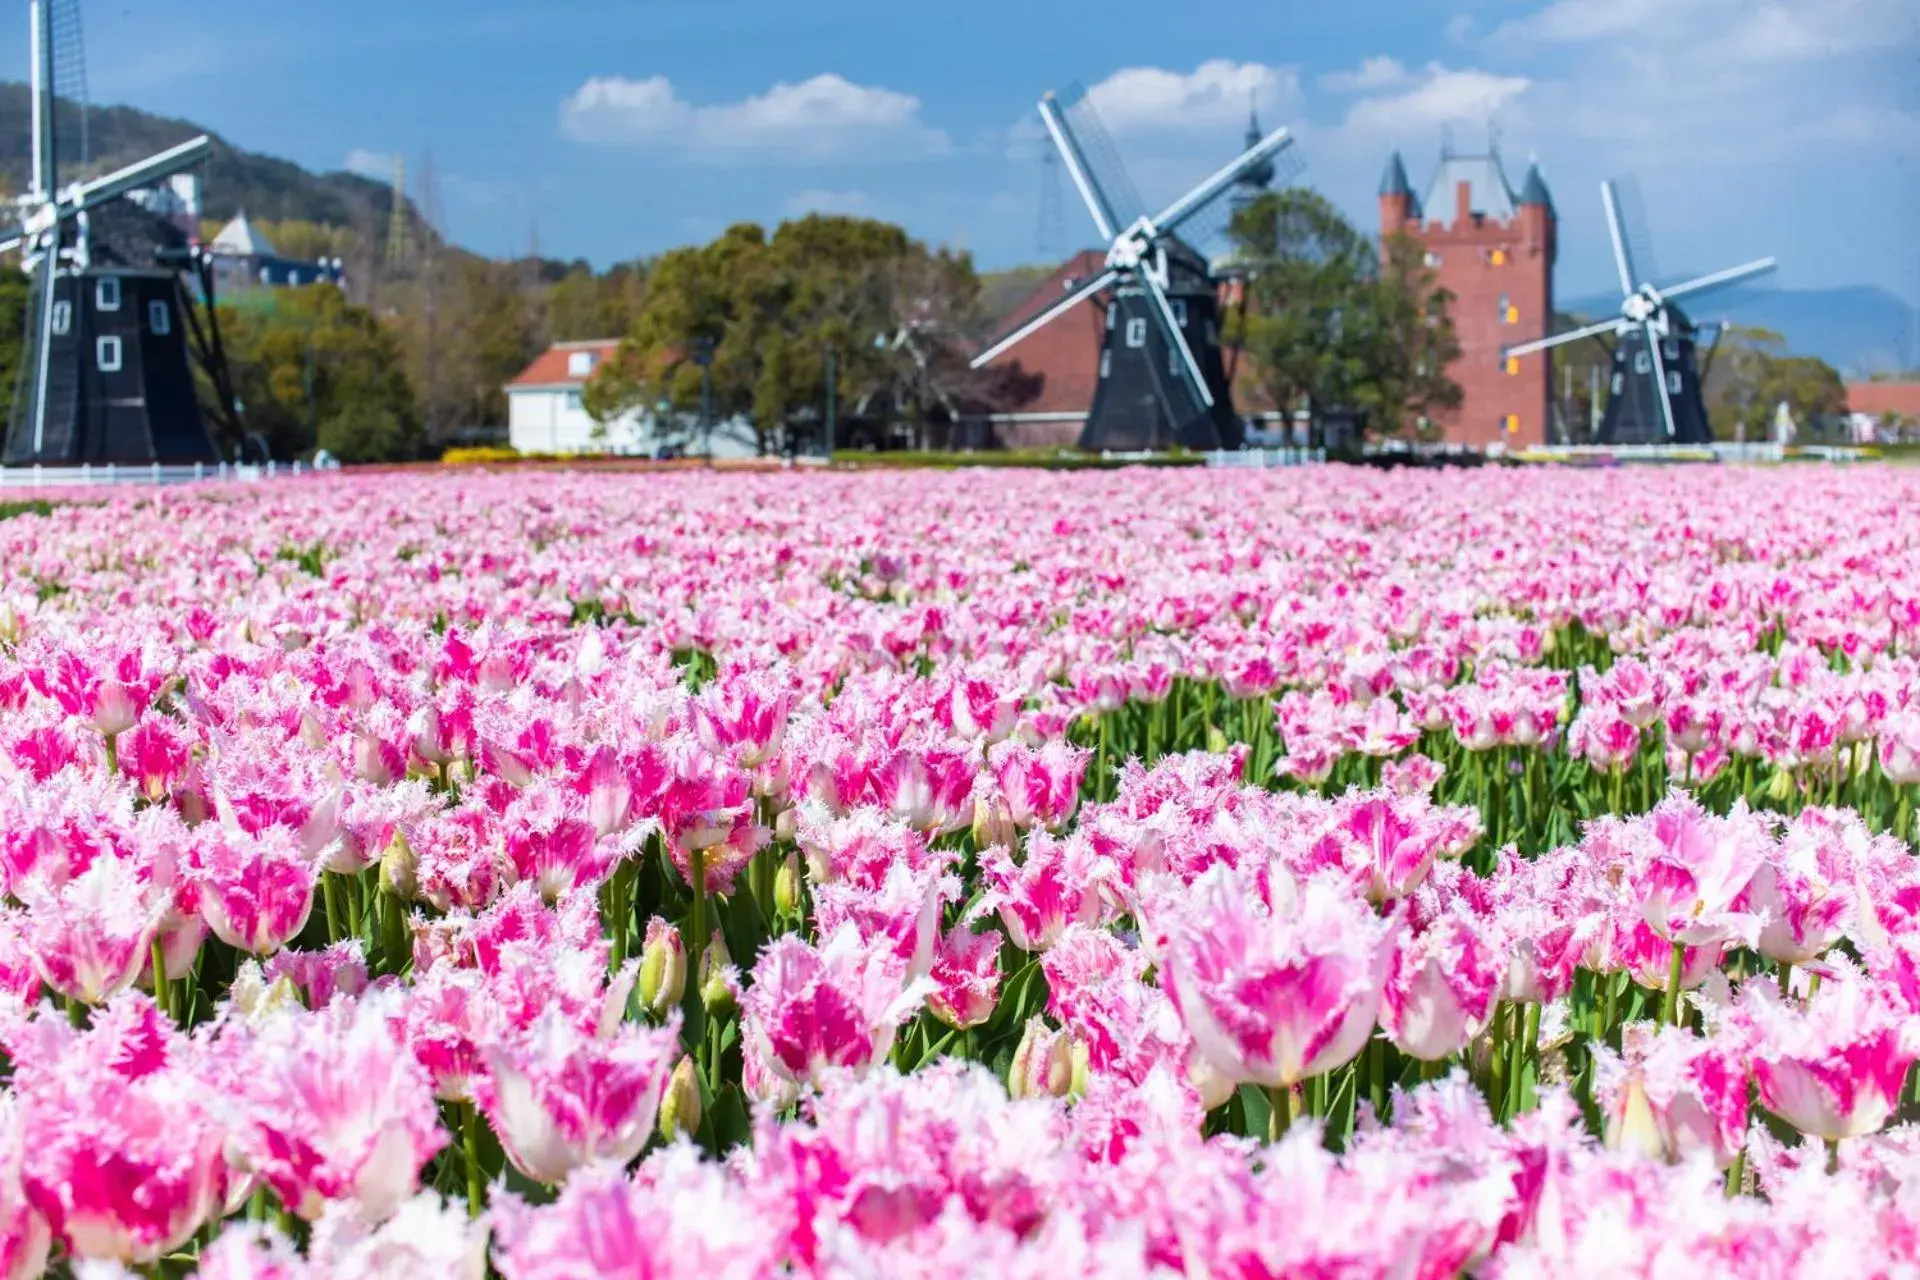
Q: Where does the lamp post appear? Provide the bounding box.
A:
[824,346,836,460]
[691,335,715,465]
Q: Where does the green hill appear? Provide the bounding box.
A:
[0,82,405,229]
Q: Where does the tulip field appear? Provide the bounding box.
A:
[8,463,1920,1275]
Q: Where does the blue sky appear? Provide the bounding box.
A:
[10,0,1919,307]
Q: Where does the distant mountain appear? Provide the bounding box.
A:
[0,83,406,230]
[1563,283,1919,378]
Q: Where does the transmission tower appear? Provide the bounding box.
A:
[1037,147,1065,261]
[382,154,408,276]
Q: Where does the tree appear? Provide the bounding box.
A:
[219,283,423,462]
[1704,325,1847,441]
[546,261,648,344]
[1226,190,1462,443]
[1357,233,1463,438]
[588,215,983,453]
[0,268,28,424]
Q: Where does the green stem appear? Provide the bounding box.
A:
[1661,941,1686,1026]
[346,872,364,943]
[462,1101,486,1218]
[689,845,707,979]
[1267,1083,1297,1143]
[323,872,344,945]
[1778,960,1793,997]
[1726,1145,1747,1197]
[104,731,118,776]
[150,936,169,1021]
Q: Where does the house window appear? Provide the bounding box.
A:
[565,391,583,411]
[1423,251,1442,268]
[1099,349,1111,378]
[1171,299,1188,326]
[97,336,122,372]
[1124,318,1146,348]
[1633,351,1651,374]
[1666,371,1682,394]
[95,277,121,311]
[1498,293,1510,317]
[51,301,70,335]
[148,300,171,336]
[567,350,596,377]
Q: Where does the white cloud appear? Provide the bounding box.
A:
[1341,65,1531,138]
[344,149,399,181]
[782,189,876,217]
[1081,60,1301,133]
[1489,0,1913,64]
[1319,56,1410,94]
[561,73,949,161]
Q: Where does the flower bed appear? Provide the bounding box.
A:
[1,464,1919,1275]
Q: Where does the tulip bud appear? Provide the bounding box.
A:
[773,852,802,918]
[638,918,687,1018]
[972,794,1015,851]
[1765,768,1795,802]
[1605,1077,1669,1162]
[657,1056,703,1141]
[379,831,418,901]
[1206,724,1229,755]
[1068,1038,1090,1102]
[774,805,798,842]
[700,931,734,1014]
[0,600,18,646]
[1007,1016,1073,1101]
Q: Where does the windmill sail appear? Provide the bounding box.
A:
[1053,83,1149,232]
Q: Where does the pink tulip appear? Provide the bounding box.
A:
[221,995,447,1220]
[1380,905,1505,1061]
[926,924,1003,1030]
[0,1097,50,1280]
[738,927,926,1106]
[986,739,1090,832]
[190,824,323,955]
[19,855,166,1006]
[476,1009,682,1185]
[1161,867,1391,1089]
[1739,971,1917,1141]
[1594,1023,1749,1168]
[979,831,1113,952]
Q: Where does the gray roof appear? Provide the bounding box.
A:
[1379,151,1414,200]
[1420,153,1517,228]
[1518,162,1554,212]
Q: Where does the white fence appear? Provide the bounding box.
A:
[0,457,339,490]
[1204,448,1328,468]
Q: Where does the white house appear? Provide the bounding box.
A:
[505,340,647,454]
[505,339,760,458]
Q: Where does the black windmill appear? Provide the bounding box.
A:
[971,86,1295,452]
[1505,178,1774,446]
[1,0,235,466]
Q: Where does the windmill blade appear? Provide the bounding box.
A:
[0,234,21,257]
[1150,127,1296,235]
[1140,270,1213,408]
[1600,180,1638,296]
[1505,316,1625,360]
[968,267,1119,369]
[1038,95,1118,243]
[1659,257,1777,303]
[28,243,58,454]
[1053,84,1148,231]
[65,135,211,214]
[1644,322,1679,441]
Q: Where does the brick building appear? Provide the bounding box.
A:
[1378,149,1556,448]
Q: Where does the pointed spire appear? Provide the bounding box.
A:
[1379,152,1413,198]
[1518,160,1554,213]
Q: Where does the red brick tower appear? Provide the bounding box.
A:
[1379,148,1556,448]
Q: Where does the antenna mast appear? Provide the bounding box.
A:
[382,154,408,277]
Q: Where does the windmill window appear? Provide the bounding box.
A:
[1666,371,1682,394]
[1633,351,1651,374]
[148,300,172,336]
[51,301,70,336]
[1105,306,1115,331]
[1663,339,1679,361]
[1171,299,1188,326]
[96,336,122,372]
[1170,347,1182,376]
[95,278,121,312]
[1612,373,1625,395]
[1125,318,1147,348]
[1099,349,1111,379]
